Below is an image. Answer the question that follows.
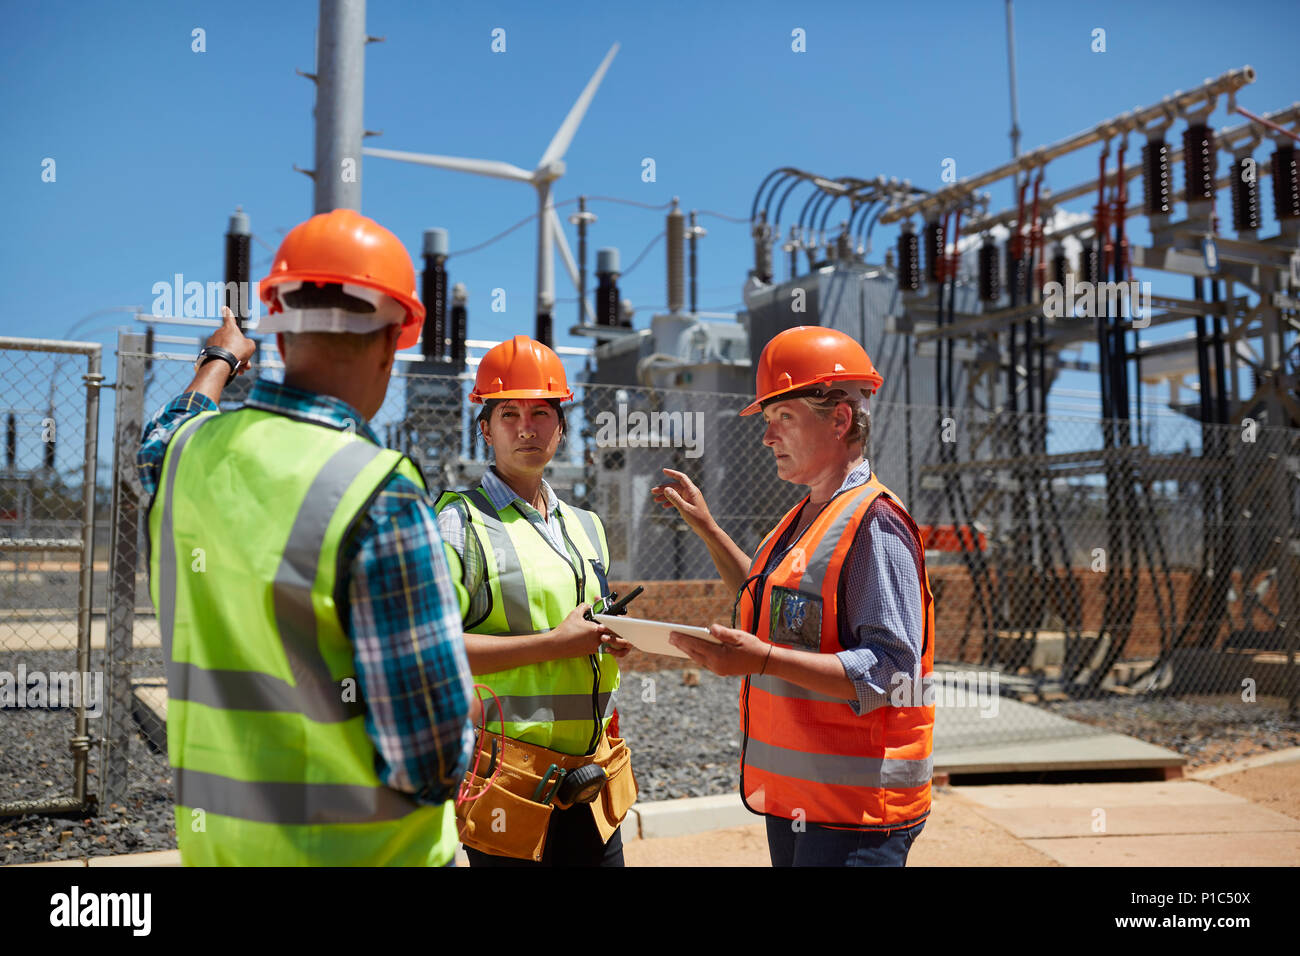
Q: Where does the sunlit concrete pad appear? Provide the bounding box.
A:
[1024,831,1300,867]
[934,694,1184,774]
[87,849,180,866]
[631,793,749,839]
[974,802,1299,839]
[952,781,1243,809]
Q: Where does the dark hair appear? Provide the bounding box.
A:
[477,398,567,439]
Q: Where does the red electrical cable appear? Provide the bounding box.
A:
[456,682,507,807]
[1029,171,1044,295]
[1115,140,1131,282]
[1013,176,1030,262]
[1096,144,1111,277]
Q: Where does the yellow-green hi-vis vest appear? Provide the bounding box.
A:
[148,408,458,866]
[435,485,618,756]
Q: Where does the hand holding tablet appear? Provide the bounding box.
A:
[593,614,722,659]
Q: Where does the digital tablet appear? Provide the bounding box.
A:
[594,614,721,659]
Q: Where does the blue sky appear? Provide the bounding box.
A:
[2,0,1297,418]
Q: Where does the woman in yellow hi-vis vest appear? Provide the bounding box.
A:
[436,335,637,867]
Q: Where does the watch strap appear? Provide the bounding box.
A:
[198,346,240,382]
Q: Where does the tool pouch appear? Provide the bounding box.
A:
[591,734,638,844]
[456,731,637,861]
[457,761,553,862]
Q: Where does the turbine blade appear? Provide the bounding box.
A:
[363,147,533,183]
[538,42,620,169]
[550,209,595,323]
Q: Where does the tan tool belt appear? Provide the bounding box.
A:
[456,730,638,862]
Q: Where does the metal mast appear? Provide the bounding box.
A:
[313,0,367,212]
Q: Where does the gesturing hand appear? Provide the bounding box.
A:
[650,468,716,538]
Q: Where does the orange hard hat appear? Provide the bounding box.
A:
[740,326,883,416]
[470,335,573,404]
[259,208,426,351]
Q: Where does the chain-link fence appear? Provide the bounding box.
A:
[6,331,1298,830]
[0,338,103,818]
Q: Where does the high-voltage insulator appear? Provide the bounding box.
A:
[667,199,685,312]
[897,223,920,291]
[1079,243,1099,284]
[1005,240,1027,301]
[1182,123,1217,203]
[421,228,448,363]
[1142,140,1172,215]
[449,282,468,369]
[1051,244,1069,287]
[1231,156,1261,232]
[595,247,621,327]
[923,220,945,282]
[224,207,251,326]
[835,225,853,262]
[752,214,774,284]
[1271,144,1300,220]
[978,238,1000,302]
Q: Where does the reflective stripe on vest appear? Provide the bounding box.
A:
[483,690,614,726]
[174,767,421,825]
[739,477,936,830]
[437,484,618,755]
[151,408,457,865]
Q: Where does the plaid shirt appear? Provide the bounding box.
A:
[763,461,926,716]
[137,379,474,805]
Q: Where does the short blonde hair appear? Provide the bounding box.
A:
[801,387,870,452]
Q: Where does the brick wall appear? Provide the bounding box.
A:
[610,567,1280,672]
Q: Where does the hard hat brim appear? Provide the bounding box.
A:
[739,371,883,416]
[468,387,575,404]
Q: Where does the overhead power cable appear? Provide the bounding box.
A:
[620,230,665,278]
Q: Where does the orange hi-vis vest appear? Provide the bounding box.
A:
[738,476,935,831]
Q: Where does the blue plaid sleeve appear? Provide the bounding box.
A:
[836,497,926,716]
[136,392,219,498]
[342,473,475,804]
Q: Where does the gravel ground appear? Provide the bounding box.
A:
[1,648,175,867]
[5,651,1297,864]
[613,669,742,801]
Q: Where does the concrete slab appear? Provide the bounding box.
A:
[1024,832,1300,867]
[7,858,87,867]
[87,849,180,867]
[976,802,1299,839]
[952,781,1244,809]
[933,689,1185,775]
[1188,746,1300,780]
[630,793,752,840]
[132,680,168,751]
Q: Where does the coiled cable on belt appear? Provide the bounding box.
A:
[456,683,507,806]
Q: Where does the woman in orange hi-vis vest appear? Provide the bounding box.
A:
[653,326,935,867]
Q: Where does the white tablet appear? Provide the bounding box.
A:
[594,614,721,659]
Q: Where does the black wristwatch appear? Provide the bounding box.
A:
[195,346,242,384]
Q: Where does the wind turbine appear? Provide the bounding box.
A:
[363,43,619,347]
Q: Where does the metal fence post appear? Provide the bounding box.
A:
[72,343,103,808]
[102,332,146,804]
